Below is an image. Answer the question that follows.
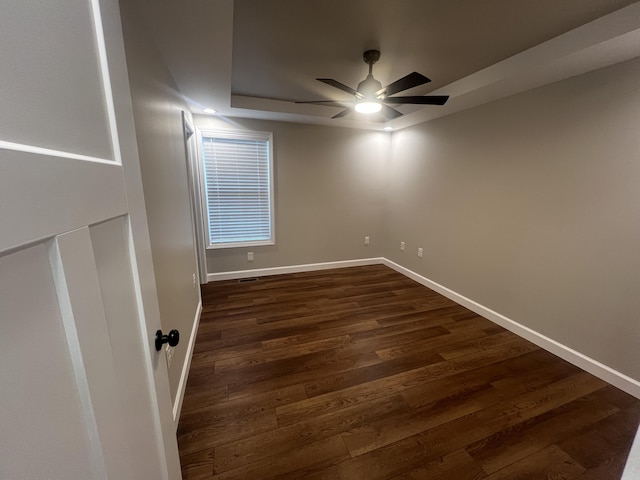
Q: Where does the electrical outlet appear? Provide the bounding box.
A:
[165,344,174,367]
[418,247,423,258]
[248,251,254,261]
[364,236,370,245]
[400,241,405,251]
[192,273,197,288]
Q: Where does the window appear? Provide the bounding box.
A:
[199,130,275,249]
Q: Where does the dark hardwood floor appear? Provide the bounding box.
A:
[177,264,640,479]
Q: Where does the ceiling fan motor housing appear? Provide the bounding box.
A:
[357,75,382,97]
[363,49,380,65]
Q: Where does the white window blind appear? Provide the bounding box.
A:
[201,131,274,248]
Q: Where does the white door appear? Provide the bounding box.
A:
[0,0,181,479]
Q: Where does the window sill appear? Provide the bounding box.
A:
[207,239,275,250]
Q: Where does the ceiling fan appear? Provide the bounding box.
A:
[296,50,449,120]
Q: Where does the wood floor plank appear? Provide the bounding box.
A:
[177,408,278,456]
[179,449,214,480]
[179,384,307,430]
[388,449,487,480]
[192,341,263,363]
[197,316,257,333]
[214,394,410,473]
[226,349,382,401]
[276,356,467,426]
[261,319,381,350]
[210,348,370,390]
[445,315,500,332]
[315,413,494,480]
[350,320,450,343]
[373,304,466,327]
[180,384,229,415]
[276,338,540,427]
[490,354,582,398]
[399,364,511,410]
[479,371,608,431]
[303,347,445,398]
[343,383,505,457]
[347,322,455,354]
[210,434,350,480]
[178,265,640,480]
[436,331,521,360]
[374,323,492,361]
[466,392,619,474]
[484,444,586,479]
[558,405,640,478]
[213,334,354,373]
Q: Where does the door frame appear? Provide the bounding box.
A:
[183,112,209,284]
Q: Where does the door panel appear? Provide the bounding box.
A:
[0,0,112,158]
[0,242,97,479]
[90,216,164,478]
[51,227,134,479]
[0,0,179,477]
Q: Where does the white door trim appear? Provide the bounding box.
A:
[183,112,208,283]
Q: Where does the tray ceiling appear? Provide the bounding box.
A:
[130,0,640,130]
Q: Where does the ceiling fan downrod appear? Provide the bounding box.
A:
[358,50,383,97]
[363,49,380,74]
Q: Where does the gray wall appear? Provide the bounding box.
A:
[194,116,389,274]
[120,2,201,402]
[385,58,640,380]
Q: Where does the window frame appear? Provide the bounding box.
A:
[198,129,275,250]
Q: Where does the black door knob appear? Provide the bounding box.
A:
[155,329,180,351]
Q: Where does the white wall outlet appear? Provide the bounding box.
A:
[248,251,254,261]
[364,236,370,245]
[165,344,174,368]
[400,241,405,251]
[418,247,423,258]
[192,273,197,288]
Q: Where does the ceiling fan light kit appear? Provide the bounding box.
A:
[297,49,449,120]
[355,101,382,113]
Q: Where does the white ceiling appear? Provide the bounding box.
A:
[131,0,640,131]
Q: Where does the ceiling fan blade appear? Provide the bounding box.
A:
[296,100,352,108]
[332,108,352,119]
[381,105,403,120]
[317,78,361,97]
[376,72,431,97]
[384,95,449,105]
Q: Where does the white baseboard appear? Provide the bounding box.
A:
[382,258,640,399]
[206,257,385,282]
[173,299,202,428]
